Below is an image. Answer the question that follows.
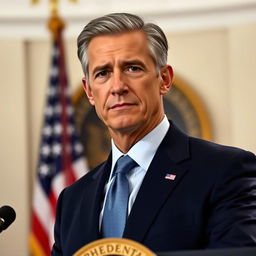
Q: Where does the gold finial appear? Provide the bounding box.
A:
[48,12,65,40]
[45,0,63,39]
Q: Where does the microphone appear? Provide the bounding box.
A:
[0,205,16,233]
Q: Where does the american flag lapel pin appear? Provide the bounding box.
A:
[165,173,176,181]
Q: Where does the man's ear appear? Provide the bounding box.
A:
[159,65,173,95]
[82,77,95,106]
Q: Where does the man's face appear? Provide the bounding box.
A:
[83,31,173,137]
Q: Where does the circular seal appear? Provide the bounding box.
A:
[73,238,156,256]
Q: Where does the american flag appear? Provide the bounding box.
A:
[29,33,88,255]
[165,174,176,181]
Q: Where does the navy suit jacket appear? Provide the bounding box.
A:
[52,121,256,256]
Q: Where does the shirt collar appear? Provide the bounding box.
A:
[111,116,170,172]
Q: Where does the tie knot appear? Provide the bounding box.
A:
[114,155,137,175]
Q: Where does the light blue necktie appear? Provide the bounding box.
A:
[102,155,137,238]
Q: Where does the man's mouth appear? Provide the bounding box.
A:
[109,102,135,110]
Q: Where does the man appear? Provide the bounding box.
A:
[52,13,256,256]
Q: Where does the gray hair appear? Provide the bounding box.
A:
[77,13,168,79]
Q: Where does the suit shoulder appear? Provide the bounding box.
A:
[189,136,255,163]
[189,136,254,155]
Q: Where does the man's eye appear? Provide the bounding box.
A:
[95,70,108,78]
[127,66,141,72]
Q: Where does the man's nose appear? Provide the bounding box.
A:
[110,71,128,95]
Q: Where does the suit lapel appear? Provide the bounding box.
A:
[123,122,190,242]
[79,155,112,244]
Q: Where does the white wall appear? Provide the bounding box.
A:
[229,24,256,150]
[0,40,29,255]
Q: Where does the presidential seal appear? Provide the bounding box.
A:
[73,238,156,256]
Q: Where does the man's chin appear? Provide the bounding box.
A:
[108,120,141,134]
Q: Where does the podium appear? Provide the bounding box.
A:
[73,238,256,256]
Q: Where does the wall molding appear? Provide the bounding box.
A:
[1,0,256,39]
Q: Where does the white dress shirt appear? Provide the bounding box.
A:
[99,116,170,228]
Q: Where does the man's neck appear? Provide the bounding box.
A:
[109,116,165,153]
[110,132,142,153]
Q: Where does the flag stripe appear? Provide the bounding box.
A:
[33,185,51,232]
[49,191,57,218]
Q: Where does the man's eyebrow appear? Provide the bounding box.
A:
[92,64,111,76]
[122,60,146,69]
